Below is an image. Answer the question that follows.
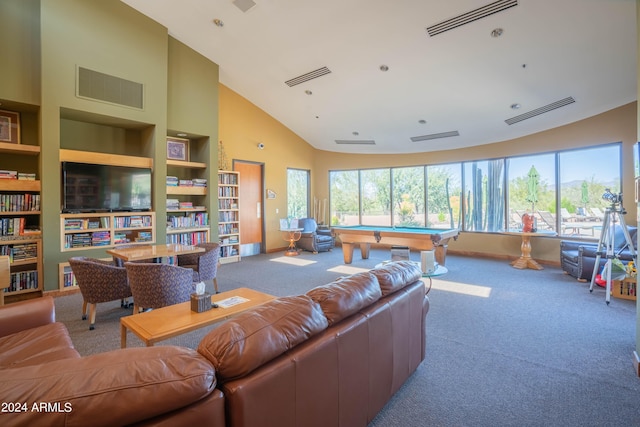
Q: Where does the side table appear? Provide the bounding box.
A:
[280,228,303,256]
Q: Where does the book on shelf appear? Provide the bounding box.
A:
[178,179,193,187]
[166,176,179,186]
[17,173,36,180]
[0,170,18,179]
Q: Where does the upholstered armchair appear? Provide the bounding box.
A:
[124,262,195,313]
[560,225,637,281]
[68,257,132,330]
[296,218,335,254]
[177,242,221,293]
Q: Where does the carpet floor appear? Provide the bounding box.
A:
[52,248,640,426]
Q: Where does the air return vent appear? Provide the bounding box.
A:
[505,97,575,125]
[77,67,144,109]
[285,67,332,87]
[410,131,460,142]
[426,0,518,37]
[335,140,376,145]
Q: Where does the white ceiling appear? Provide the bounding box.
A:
[121,0,637,154]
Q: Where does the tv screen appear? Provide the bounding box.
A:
[62,162,152,213]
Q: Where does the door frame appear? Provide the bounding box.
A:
[233,159,266,254]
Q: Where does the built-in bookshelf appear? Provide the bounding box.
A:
[166,136,211,245]
[60,212,155,251]
[0,116,43,303]
[218,171,241,264]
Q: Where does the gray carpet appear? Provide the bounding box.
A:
[53,248,640,426]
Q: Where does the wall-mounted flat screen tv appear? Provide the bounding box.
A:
[61,162,152,213]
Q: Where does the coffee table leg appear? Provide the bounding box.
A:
[121,323,127,348]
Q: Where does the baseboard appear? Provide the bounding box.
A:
[634,351,640,377]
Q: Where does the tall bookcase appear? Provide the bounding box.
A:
[166,136,211,245]
[0,117,43,303]
[218,171,241,264]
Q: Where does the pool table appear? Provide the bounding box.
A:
[331,225,459,265]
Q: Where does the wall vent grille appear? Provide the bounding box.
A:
[505,97,575,125]
[410,131,460,142]
[427,0,518,37]
[77,67,144,109]
[335,139,376,145]
[285,67,332,87]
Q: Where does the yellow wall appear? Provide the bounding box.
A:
[218,84,317,251]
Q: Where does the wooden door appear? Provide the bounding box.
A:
[234,161,264,255]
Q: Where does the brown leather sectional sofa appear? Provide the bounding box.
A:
[0,260,429,426]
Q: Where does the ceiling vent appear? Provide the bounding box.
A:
[410,131,460,142]
[505,97,575,125]
[285,67,331,87]
[335,139,376,145]
[233,0,256,13]
[77,67,144,110]
[426,0,518,37]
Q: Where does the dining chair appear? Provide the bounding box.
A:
[124,262,195,313]
[68,257,132,330]
[177,242,221,293]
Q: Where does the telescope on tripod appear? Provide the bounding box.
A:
[589,189,637,304]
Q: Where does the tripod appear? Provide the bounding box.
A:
[589,203,637,304]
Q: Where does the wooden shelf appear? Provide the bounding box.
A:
[167,159,207,169]
[0,180,40,192]
[0,142,40,156]
[166,186,207,196]
[60,149,153,169]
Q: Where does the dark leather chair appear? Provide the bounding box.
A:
[560,225,637,281]
[296,218,335,254]
[177,242,221,293]
[124,262,195,313]
[68,257,132,330]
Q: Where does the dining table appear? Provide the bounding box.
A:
[106,243,205,263]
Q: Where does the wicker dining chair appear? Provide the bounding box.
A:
[124,262,195,313]
[177,242,221,293]
[68,257,132,330]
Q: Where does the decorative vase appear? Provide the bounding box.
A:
[522,213,535,232]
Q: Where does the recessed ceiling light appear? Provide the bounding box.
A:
[418,119,427,124]
[305,90,313,95]
[510,103,521,110]
[379,65,389,72]
[213,18,224,27]
[491,28,503,38]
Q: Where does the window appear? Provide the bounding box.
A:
[427,163,462,229]
[360,169,391,226]
[329,170,359,225]
[392,166,425,227]
[463,159,505,232]
[507,153,556,231]
[287,168,309,219]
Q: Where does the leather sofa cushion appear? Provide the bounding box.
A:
[371,260,423,296]
[198,295,328,382]
[0,322,79,369]
[1,346,216,427]
[307,272,382,325]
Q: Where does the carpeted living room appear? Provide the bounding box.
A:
[47,248,638,426]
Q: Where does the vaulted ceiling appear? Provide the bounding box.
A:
[121,0,637,154]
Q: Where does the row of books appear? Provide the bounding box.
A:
[0,193,40,212]
[0,170,36,180]
[0,217,25,237]
[64,217,108,230]
[219,246,239,258]
[0,242,38,261]
[166,176,207,187]
[218,199,238,210]
[3,270,38,293]
[114,215,152,228]
[167,212,209,229]
[218,187,238,197]
[219,211,238,222]
[218,223,239,235]
[64,232,111,248]
[166,231,209,245]
[218,174,238,185]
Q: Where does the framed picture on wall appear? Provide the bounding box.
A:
[0,110,20,144]
[167,137,189,161]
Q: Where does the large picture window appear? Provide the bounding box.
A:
[287,168,310,219]
[327,142,621,239]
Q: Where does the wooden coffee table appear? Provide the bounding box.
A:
[120,287,275,348]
